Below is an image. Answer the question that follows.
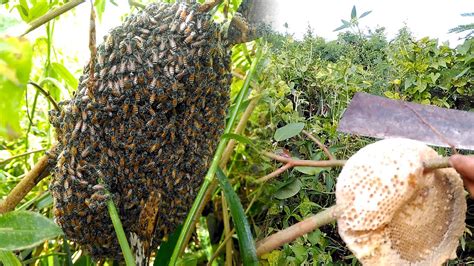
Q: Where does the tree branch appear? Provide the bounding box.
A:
[0,149,46,166]
[0,152,54,214]
[302,130,335,160]
[256,206,339,256]
[255,162,293,183]
[21,0,86,36]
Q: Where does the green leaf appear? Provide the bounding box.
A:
[0,211,63,250]
[294,166,325,176]
[274,122,305,141]
[274,179,302,199]
[359,10,372,19]
[351,6,357,20]
[154,225,182,266]
[333,24,350,32]
[0,250,21,266]
[455,66,470,79]
[216,168,258,265]
[0,36,33,140]
[51,62,78,91]
[94,0,106,22]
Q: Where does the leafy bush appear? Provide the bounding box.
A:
[238,27,473,264]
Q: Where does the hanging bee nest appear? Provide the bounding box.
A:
[47,1,260,260]
[336,138,466,265]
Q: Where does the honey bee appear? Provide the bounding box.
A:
[158,23,168,33]
[151,50,159,64]
[150,92,157,105]
[191,39,206,48]
[81,147,90,158]
[133,36,144,50]
[169,38,177,52]
[72,120,82,139]
[185,10,194,24]
[132,104,139,116]
[127,59,136,72]
[184,32,196,44]
[105,34,114,51]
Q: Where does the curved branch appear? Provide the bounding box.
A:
[0,149,46,166]
[28,81,61,112]
[0,151,54,214]
[21,0,86,36]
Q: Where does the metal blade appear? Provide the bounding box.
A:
[338,92,474,150]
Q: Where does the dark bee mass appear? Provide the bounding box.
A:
[49,1,232,259]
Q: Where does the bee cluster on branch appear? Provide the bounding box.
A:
[48,1,232,259]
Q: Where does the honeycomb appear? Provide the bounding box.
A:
[336,138,466,265]
[48,1,232,260]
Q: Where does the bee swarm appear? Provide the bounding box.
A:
[49,1,232,259]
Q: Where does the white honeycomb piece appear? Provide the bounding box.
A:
[336,138,466,265]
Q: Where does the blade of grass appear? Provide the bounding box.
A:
[0,250,21,266]
[216,168,257,265]
[169,44,262,265]
[106,199,135,266]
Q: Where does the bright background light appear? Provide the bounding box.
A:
[268,0,472,46]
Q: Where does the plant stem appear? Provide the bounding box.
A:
[255,206,339,256]
[0,149,46,166]
[28,82,60,112]
[107,199,135,266]
[169,45,262,265]
[21,0,86,36]
[302,130,335,160]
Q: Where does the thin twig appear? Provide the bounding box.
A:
[302,130,335,160]
[0,152,54,213]
[262,151,346,167]
[27,82,60,112]
[221,191,233,266]
[0,149,46,166]
[87,0,97,96]
[256,206,339,256]
[207,228,236,266]
[21,0,86,36]
[255,162,293,183]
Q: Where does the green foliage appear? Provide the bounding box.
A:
[236,22,473,264]
[0,36,32,140]
[0,210,63,250]
[273,122,305,141]
[216,168,258,265]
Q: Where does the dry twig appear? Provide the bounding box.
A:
[302,130,335,160]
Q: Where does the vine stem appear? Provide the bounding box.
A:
[0,149,46,166]
[28,82,60,112]
[21,0,86,36]
[169,45,263,265]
